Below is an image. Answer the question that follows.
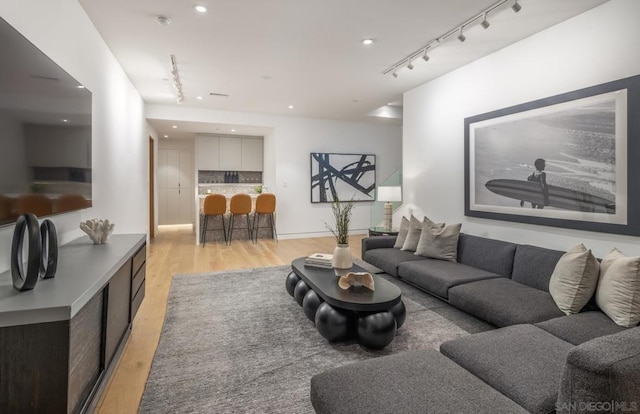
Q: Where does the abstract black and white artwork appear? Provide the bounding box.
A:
[465,75,640,236]
[310,153,376,203]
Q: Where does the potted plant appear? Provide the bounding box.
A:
[325,196,355,269]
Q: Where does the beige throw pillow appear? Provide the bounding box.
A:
[393,216,410,249]
[400,216,423,252]
[596,248,640,328]
[415,217,461,262]
[548,244,600,315]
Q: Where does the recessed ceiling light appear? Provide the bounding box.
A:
[157,15,171,26]
[62,119,68,123]
[194,4,207,13]
[362,38,374,46]
[76,85,85,89]
[231,129,236,132]
[288,105,294,109]
[172,125,178,129]
[163,135,169,138]
[196,96,204,100]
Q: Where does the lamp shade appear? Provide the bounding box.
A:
[377,186,402,202]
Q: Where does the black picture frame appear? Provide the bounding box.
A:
[310,153,376,203]
[464,74,640,236]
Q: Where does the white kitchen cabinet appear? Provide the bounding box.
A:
[196,136,220,170]
[158,149,193,225]
[219,138,243,170]
[241,138,263,171]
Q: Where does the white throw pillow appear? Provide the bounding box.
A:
[548,244,600,315]
[400,216,424,252]
[596,248,640,328]
[414,217,460,262]
[393,216,410,249]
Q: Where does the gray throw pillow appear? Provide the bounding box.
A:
[596,248,640,328]
[548,244,600,315]
[415,217,460,261]
[400,216,423,252]
[393,216,410,249]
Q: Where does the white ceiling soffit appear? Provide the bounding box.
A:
[79,0,608,130]
[147,118,272,141]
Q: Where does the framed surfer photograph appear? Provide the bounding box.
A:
[310,152,376,203]
[464,74,640,236]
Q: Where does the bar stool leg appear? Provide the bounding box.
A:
[269,213,278,242]
[227,214,235,246]
[251,213,258,243]
[245,214,252,242]
[201,215,208,247]
[221,214,228,244]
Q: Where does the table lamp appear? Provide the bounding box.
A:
[377,186,402,231]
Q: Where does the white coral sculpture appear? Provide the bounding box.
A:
[80,219,115,244]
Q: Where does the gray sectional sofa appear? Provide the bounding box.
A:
[311,234,640,413]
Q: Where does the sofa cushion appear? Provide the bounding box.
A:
[398,259,505,300]
[415,218,461,262]
[596,248,640,328]
[401,216,424,252]
[448,278,564,327]
[310,348,528,414]
[512,244,565,292]
[392,216,410,248]
[363,247,426,277]
[556,327,640,413]
[456,234,517,276]
[535,312,627,346]
[440,324,573,414]
[548,244,600,315]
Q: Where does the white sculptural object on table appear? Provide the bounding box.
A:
[80,219,115,245]
[338,271,375,291]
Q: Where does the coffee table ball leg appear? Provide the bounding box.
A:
[315,302,352,343]
[293,279,310,306]
[390,300,406,329]
[285,271,301,297]
[302,290,324,322]
[357,312,397,349]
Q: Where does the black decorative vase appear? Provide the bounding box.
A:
[40,219,58,279]
[11,214,42,291]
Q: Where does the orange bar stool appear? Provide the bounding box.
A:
[252,193,277,243]
[201,194,228,246]
[227,193,252,245]
[16,194,53,217]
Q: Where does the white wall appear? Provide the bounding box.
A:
[0,0,149,273]
[402,0,640,257]
[147,105,402,238]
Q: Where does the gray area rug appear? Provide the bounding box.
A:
[139,265,473,413]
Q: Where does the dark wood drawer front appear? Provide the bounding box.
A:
[131,280,145,322]
[105,259,132,365]
[132,265,145,299]
[68,291,103,414]
[132,244,146,275]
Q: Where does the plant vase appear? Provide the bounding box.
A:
[332,244,352,269]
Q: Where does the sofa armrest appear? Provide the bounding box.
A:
[556,327,640,413]
[361,236,396,259]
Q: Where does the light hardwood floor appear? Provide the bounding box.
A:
[95,225,366,413]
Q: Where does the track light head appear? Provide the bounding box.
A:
[457,28,466,43]
[392,68,398,78]
[422,49,430,62]
[481,13,490,29]
[407,60,414,70]
[512,0,522,13]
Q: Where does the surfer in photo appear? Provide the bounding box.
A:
[520,158,549,209]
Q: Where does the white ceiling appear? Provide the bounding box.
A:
[79,0,608,139]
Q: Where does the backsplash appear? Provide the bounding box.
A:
[198,170,262,184]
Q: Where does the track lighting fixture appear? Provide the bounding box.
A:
[481,13,490,29]
[457,28,466,42]
[512,0,522,13]
[170,54,184,103]
[382,0,523,77]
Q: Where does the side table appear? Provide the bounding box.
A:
[368,227,399,237]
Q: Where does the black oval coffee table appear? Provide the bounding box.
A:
[286,257,406,349]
